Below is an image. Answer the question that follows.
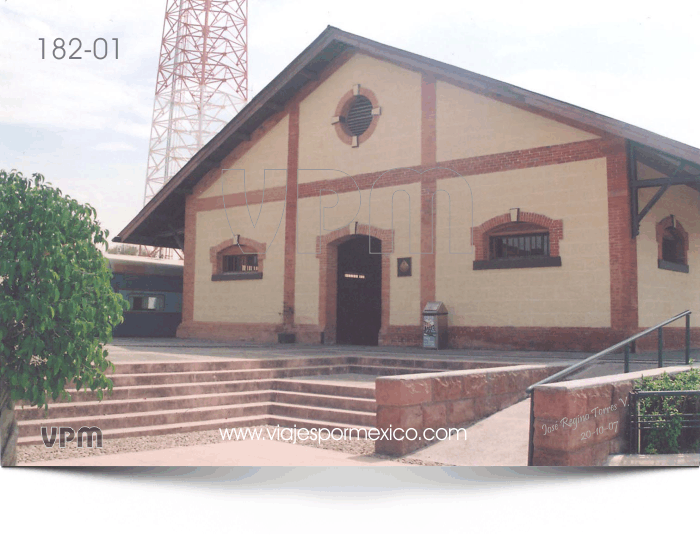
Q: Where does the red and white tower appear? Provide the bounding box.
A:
[142,0,248,257]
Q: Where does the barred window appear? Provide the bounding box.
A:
[490,233,549,259]
[661,227,685,264]
[223,254,258,273]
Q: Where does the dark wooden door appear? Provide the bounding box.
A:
[336,235,382,345]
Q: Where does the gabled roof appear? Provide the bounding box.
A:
[114,26,700,248]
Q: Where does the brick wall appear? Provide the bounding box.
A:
[531,365,693,466]
[375,364,564,456]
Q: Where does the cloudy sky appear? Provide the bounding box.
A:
[1,0,698,241]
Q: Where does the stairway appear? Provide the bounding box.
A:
[15,357,385,445]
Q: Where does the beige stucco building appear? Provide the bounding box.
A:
[116,27,700,352]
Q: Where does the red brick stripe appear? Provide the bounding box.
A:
[283,104,300,329]
[420,73,437,313]
[178,197,197,327]
[606,141,638,331]
[193,137,621,212]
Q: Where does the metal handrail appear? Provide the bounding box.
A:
[526,310,692,394]
[630,390,700,453]
[526,310,693,466]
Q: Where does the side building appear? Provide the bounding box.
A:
[106,253,183,338]
[114,27,700,352]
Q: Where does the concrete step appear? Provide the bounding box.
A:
[19,402,271,438]
[58,379,276,403]
[350,357,496,371]
[268,402,375,427]
[349,365,442,376]
[273,379,375,400]
[16,390,275,421]
[273,391,376,413]
[16,359,382,446]
[109,365,350,387]
[44,377,376,405]
[19,390,375,422]
[112,356,348,375]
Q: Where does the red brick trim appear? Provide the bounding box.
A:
[471,211,563,262]
[656,215,689,264]
[382,325,634,352]
[420,72,438,316]
[209,236,267,276]
[606,142,638,331]
[316,223,393,344]
[293,323,324,344]
[180,195,197,325]
[421,73,437,165]
[380,325,423,346]
[636,326,700,351]
[194,137,622,214]
[283,104,300,328]
[420,176,437,312]
[333,86,380,146]
[193,184,287,212]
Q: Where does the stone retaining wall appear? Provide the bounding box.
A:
[374,364,564,456]
[531,365,693,466]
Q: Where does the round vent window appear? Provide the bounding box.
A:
[345,95,374,136]
[332,86,381,147]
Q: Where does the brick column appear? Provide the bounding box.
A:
[283,104,300,329]
[420,73,437,312]
[606,140,638,333]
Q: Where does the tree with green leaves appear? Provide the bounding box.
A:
[0,170,128,466]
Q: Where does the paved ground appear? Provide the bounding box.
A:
[410,399,531,466]
[106,337,700,382]
[29,338,696,467]
[22,439,404,466]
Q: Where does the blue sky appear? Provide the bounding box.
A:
[1,0,699,241]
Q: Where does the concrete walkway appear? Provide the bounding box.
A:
[409,399,532,466]
[106,338,700,382]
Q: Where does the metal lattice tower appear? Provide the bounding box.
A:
[144,0,248,208]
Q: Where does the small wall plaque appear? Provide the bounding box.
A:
[397,257,412,277]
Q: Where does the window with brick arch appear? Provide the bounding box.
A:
[656,216,689,273]
[661,227,685,265]
[488,222,550,260]
[210,238,266,281]
[223,254,258,273]
[472,211,563,270]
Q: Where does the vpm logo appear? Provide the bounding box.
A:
[41,426,103,448]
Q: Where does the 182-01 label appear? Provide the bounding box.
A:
[39,38,118,60]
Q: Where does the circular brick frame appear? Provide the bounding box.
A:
[471,211,564,261]
[334,87,380,146]
[656,215,689,264]
[316,224,393,344]
[210,236,267,276]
